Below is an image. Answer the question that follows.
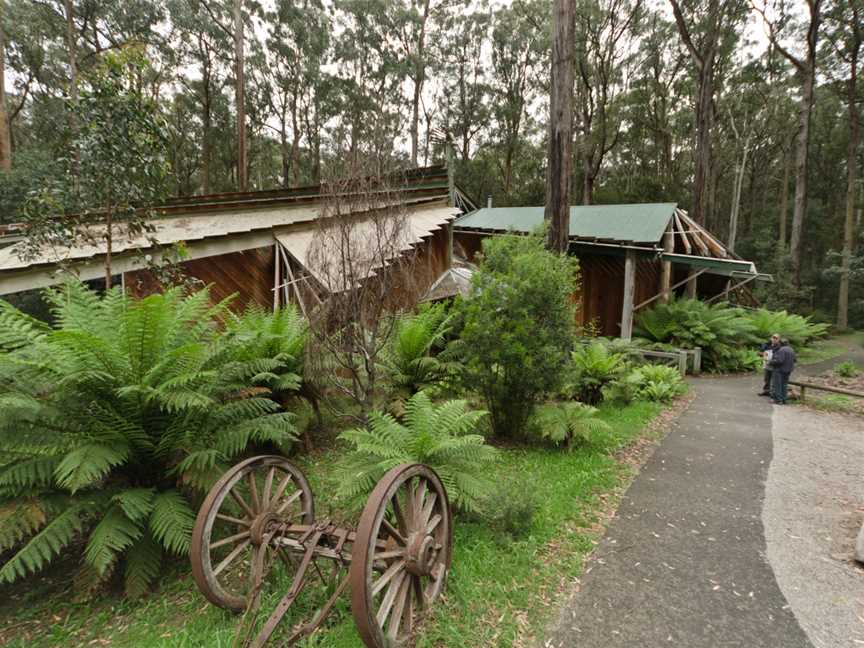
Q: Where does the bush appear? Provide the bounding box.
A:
[745,308,829,347]
[613,364,687,404]
[0,284,299,596]
[534,402,612,449]
[458,234,579,436]
[565,341,628,404]
[834,361,859,378]
[337,391,496,512]
[634,298,759,372]
[474,477,540,540]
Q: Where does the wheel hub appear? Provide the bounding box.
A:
[405,532,437,576]
[250,512,279,546]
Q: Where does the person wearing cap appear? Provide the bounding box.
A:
[768,337,796,405]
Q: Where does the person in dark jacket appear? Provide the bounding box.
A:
[768,339,796,404]
[759,334,781,396]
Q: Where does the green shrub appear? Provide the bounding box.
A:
[745,308,830,347]
[380,302,453,400]
[834,361,859,378]
[458,234,579,437]
[474,477,540,540]
[0,284,299,596]
[565,341,628,404]
[533,402,612,449]
[618,364,687,403]
[337,391,496,512]
[634,298,758,372]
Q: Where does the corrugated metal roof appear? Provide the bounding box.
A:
[453,203,678,244]
[0,195,445,272]
[275,204,457,292]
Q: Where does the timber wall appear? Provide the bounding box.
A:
[124,246,276,312]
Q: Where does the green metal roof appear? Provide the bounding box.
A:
[453,203,677,245]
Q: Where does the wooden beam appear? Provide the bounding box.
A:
[659,223,674,303]
[679,210,727,258]
[705,273,759,304]
[673,211,692,254]
[634,268,709,312]
[621,249,636,340]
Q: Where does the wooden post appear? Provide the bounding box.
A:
[273,244,281,311]
[685,270,698,298]
[660,224,674,302]
[678,350,688,375]
[621,250,636,340]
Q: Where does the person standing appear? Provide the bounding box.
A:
[769,338,796,405]
[758,334,780,396]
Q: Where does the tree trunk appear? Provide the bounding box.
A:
[779,146,790,248]
[280,117,289,188]
[234,0,247,191]
[202,90,211,194]
[838,26,860,330]
[727,149,748,254]
[0,0,11,171]
[409,0,432,168]
[544,0,575,254]
[290,100,301,187]
[691,63,714,225]
[582,160,594,206]
[65,0,79,177]
[104,212,113,290]
[789,65,815,286]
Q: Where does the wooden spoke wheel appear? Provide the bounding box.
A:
[350,464,453,648]
[191,455,314,611]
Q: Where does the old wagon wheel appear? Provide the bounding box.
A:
[191,455,314,612]
[350,464,453,648]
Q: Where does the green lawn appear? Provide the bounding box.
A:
[797,338,847,365]
[0,400,669,648]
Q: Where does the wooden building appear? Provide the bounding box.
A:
[453,203,768,338]
[0,167,476,314]
[0,166,765,340]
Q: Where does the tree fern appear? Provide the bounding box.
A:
[534,402,612,449]
[0,503,89,583]
[338,391,496,512]
[0,284,301,596]
[380,303,453,400]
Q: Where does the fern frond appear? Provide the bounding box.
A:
[84,506,143,576]
[54,442,130,493]
[124,530,162,598]
[112,488,156,523]
[149,490,195,556]
[0,504,88,583]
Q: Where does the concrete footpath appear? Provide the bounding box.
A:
[544,375,813,647]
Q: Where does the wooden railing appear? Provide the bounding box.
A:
[790,380,864,401]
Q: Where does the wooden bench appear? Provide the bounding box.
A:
[789,380,864,402]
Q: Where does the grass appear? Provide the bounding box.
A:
[799,393,862,416]
[0,400,669,648]
[797,338,847,365]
